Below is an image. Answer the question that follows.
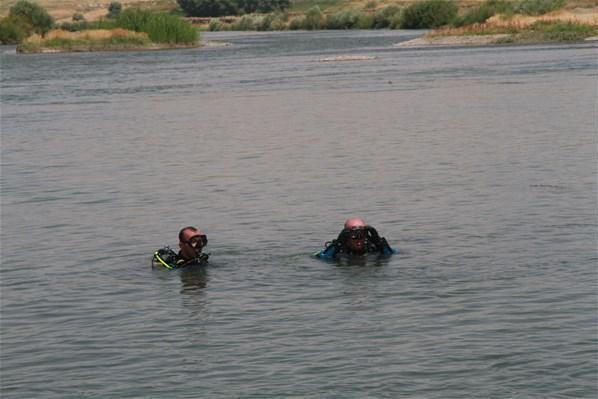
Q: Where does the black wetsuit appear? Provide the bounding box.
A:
[316,226,397,259]
[153,247,209,269]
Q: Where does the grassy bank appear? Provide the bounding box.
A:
[17,28,154,52]
[7,4,199,52]
[3,0,597,50]
[425,8,598,44]
[193,0,598,46]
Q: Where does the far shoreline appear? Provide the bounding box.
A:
[395,33,598,48]
[15,39,233,54]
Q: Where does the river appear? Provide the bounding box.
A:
[1,30,597,398]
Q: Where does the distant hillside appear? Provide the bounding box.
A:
[0,0,179,22]
[0,0,491,21]
[1,0,595,22]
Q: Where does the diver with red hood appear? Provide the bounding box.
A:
[315,218,397,259]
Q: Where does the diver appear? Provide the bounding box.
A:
[153,226,209,269]
[315,218,397,259]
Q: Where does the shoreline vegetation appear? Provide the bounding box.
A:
[1,1,597,53]
[17,28,199,53]
[2,1,199,53]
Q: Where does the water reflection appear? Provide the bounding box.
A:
[179,265,209,293]
[334,254,392,268]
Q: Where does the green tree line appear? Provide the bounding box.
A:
[178,0,291,17]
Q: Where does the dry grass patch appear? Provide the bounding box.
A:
[429,6,598,37]
[487,8,598,27]
[25,28,149,43]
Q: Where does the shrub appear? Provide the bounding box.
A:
[325,9,363,29]
[230,15,258,30]
[0,16,28,44]
[365,1,378,10]
[455,0,514,27]
[116,8,198,44]
[302,6,324,30]
[399,0,458,29]
[59,21,89,31]
[108,2,123,19]
[288,17,303,30]
[373,5,401,28]
[72,13,85,22]
[236,0,290,14]
[357,13,375,29]
[208,18,222,31]
[517,0,565,16]
[177,0,237,17]
[270,12,289,30]
[257,13,275,30]
[388,12,403,29]
[529,20,597,40]
[9,0,54,35]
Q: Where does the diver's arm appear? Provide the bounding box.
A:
[315,239,341,259]
[378,237,398,255]
[366,226,396,255]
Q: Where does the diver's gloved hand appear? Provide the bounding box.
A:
[365,226,393,254]
[337,229,350,244]
[365,225,381,244]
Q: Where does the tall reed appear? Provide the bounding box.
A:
[116,8,198,44]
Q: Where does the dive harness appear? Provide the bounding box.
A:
[152,246,209,270]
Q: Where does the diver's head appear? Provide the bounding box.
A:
[179,226,208,260]
[344,218,366,230]
[343,217,367,254]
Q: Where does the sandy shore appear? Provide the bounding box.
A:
[395,34,512,47]
[17,42,200,54]
[395,33,598,48]
[319,55,377,62]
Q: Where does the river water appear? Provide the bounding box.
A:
[1,30,597,398]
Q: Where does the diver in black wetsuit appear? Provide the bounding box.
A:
[177,226,209,264]
[315,217,397,259]
[153,226,209,269]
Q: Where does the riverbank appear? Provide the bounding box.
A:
[17,41,199,53]
[15,27,200,53]
[396,7,598,47]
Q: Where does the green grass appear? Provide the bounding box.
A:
[517,0,565,16]
[288,0,349,13]
[116,8,198,44]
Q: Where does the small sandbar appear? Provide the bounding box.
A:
[319,55,377,62]
[200,40,232,48]
[17,43,199,54]
[395,34,511,48]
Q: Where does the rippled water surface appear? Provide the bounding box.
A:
[1,31,597,398]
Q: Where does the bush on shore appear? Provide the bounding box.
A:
[116,8,198,44]
[399,0,458,29]
[516,0,565,16]
[178,0,289,17]
[454,0,514,27]
[9,0,54,35]
[0,0,55,44]
[206,4,405,31]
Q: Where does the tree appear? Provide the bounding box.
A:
[108,2,123,19]
[236,0,290,14]
[9,0,54,35]
[399,0,457,29]
[177,0,289,17]
[177,0,237,17]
